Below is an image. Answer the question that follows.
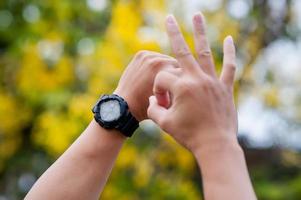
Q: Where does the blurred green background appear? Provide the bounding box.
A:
[0,0,301,199]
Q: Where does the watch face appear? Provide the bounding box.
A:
[99,100,121,122]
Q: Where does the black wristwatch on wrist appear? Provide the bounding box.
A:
[92,94,139,137]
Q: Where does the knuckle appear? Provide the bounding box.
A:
[141,53,155,64]
[197,49,212,58]
[148,58,164,68]
[162,55,178,64]
[227,62,236,72]
[143,57,158,70]
[175,47,192,58]
[135,50,149,59]
[148,58,174,72]
[164,67,182,76]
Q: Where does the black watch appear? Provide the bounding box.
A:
[92,94,139,137]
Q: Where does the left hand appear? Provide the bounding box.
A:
[114,51,180,121]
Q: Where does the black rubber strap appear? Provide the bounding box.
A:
[119,112,139,137]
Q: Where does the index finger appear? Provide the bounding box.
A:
[165,15,200,73]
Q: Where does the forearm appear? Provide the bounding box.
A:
[194,138,257,200]
[25,119,125,200]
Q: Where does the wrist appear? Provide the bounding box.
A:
[192,134,255,200]
[191,133,242,162]
[83,120,126,159]
[113,89,143,122]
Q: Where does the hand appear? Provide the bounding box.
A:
[147,13,238,154]
[114,51,179,121]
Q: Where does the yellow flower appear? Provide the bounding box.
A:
[115,144,138,169]
[133,157,153,187]
[32,112,81,156]
[17,40,74,102]
[68,94,95,123]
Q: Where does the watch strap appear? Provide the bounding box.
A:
[119,111,139,137]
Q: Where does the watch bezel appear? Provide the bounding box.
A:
[93,94,128,128]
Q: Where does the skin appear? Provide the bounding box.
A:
[25,51,178,200]
[147,13,257,200]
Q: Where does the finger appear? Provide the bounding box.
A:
[135,50,180,70]
[220,36,236,88]
[153,71,177,95]
[135,50,179,67]
[147,96,169,129]
[192,12,216,77]
[147,51,179,61]
[163,67,182,77]
[155,91,171,109]
[153,71,178,107]
[165,15,200,73]
[146,57,180,69]
[135,50,175,59]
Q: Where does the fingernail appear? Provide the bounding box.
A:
[193,13,202,24]
[225,35,234,44]
[166,14,175,25]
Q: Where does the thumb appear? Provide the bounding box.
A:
[147,96,169,130]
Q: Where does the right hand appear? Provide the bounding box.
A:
[147,13,238,154]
